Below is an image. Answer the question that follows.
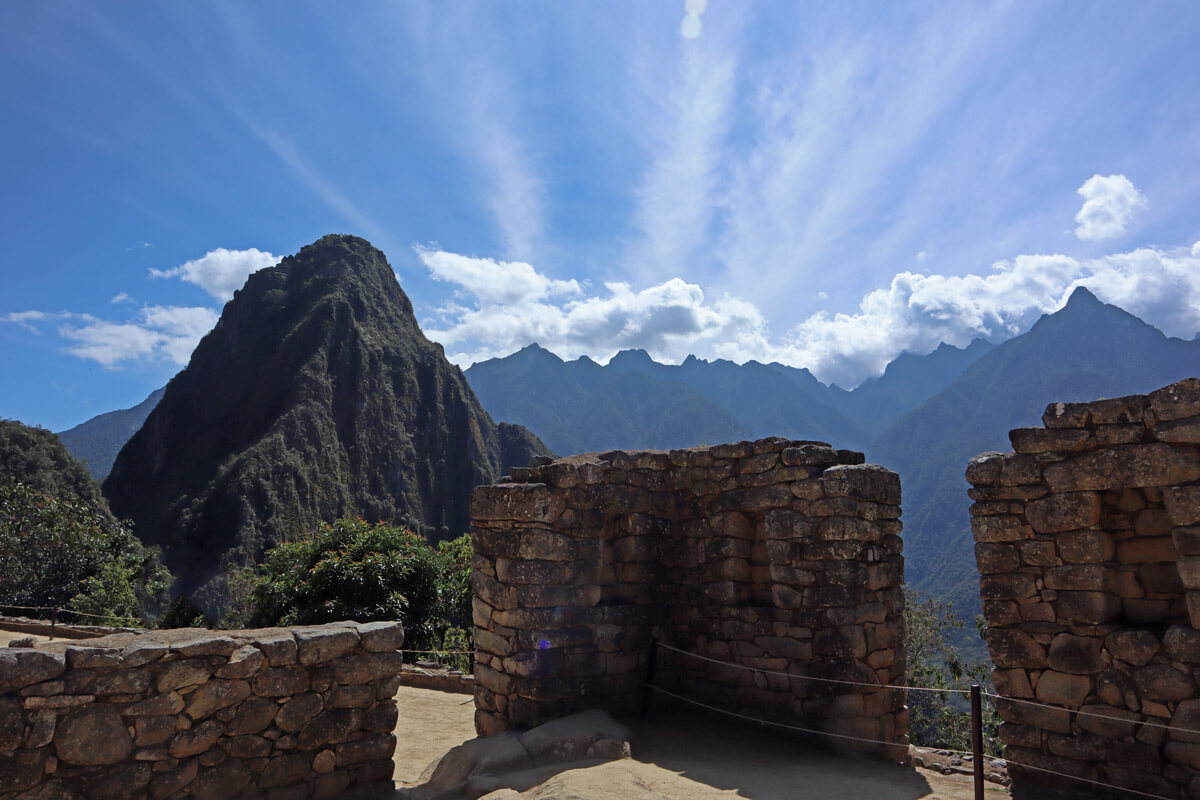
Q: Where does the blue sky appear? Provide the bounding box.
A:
[2,1,1199,431]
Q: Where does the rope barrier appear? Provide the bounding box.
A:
[982,691,1200,738]
[401,649,474,656]
[0,604,141,625]
[655,641,967,696]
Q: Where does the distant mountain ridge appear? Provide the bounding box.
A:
[102,234,549,612]
[58,387,164,480]
[464,335,993,456]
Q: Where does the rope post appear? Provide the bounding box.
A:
[50,607,56,631]
[971,683,983,800]
[641,638,658,719]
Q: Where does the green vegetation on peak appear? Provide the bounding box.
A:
[103,235,549,616]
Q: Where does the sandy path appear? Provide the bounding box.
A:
[0,629,56,647]
[389,687,1003,800]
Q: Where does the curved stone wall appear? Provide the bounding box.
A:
[470,437,907,759]
[0,622,403,800]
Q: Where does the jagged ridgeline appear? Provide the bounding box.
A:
[103,234,549,609]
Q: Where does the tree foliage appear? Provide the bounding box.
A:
[0,482,171,625]
[247,518,473,655]
[904,586,999,754]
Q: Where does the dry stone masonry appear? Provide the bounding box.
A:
[471,437,907,759]
[0,621,404,800]
[969,377,1200,799]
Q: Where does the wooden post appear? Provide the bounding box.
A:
[971,683,984,800]
[50,607,56,632]
[641,638,658,719]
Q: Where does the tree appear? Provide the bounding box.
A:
[904,586,999,754]
[248,518,445,649]
[0,482,171,625]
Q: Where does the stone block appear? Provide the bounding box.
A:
[55,705,133,765]
[190,759,253,800]
[1149,378,1200,422]
[169,718,222,758]
[1058,590,1121,624]
[971,514,1031,543]
[356,621,405,652]
[471,482,565,522]
[331,652,404,684]
[1044,443,1200,492]
[185,678,251,719]
[295,626,360,665]
[1166,486,1200,527]
[1025,491,1101,533]
[1047,633,1103,674]
[1035,670,1091,708]
[1043,401,1091,429]
[974,542,1020,573]
[276,692,325,731]
[298,709,365,749]
[215,644,265,679]
[1157,415,1200,444]
[1107,629,1161,666]
[1009,427,1092,454]
[987,628,1047,669]
[0,649,66,693]
[227,696,278,735]
[1134,664,1194,702]
[820,464,900,504]
[252,666,309,696]
[1057,530,1113,563]
[157,661,214,692]
[170,634,239,658]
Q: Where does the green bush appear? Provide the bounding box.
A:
[248,518,463,653]
[904,587,999,754]
[0,482,171,625]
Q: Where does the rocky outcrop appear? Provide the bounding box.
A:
[471,437,907,759]
[970,377,1200,798]
[103,235,549,610]
[0,622,404,800]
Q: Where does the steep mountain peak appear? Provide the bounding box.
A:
[512,342,563,364]
[1064,284,1101,308]
[104,235,548,612]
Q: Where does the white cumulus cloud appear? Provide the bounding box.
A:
[151,247,278,301]
[417,248,581,306]
[1074,174,1147,241]
[4,306,219,368]
[420,240,1200,388]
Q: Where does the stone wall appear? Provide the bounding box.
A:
[969,378,1200,798]
[471,437,907,758]
[0,622,404,800]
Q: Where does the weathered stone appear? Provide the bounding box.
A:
[169,719,223,757]
[124,690,185,716]
[331,684,375,708]
[295,626,360,665]
[276,692,325,731]
[120,640,169,667]
[171,634,239,658]
[1009,427,1092,455]
[1134,664,1194,703]
[190,759,253,800]
[156,661,213,692]
[216,644,266,679]
[1025,491,1101,533]
[971,514,1031,543]
[1057,590,1121,624]
[1106,629,1161,666]
[472,483,565,523]
[365,701,399,733]
[185,678,251,719]
[149,756,198,799]
[134,715,178,747]
[974,542,1020,574]
[332,652,404,684]
[1044,443,1200,492]
[0,696,22,750]
[335,733,396,766]
[227,696,278,735]
[1047,634,1103,674]
[252,666,309,696]
[0,649,66,693]
[1149,378,1200,422]
[1035,670,1091,707]
[297,709,364,749]
[355,621,405,652]
[987,629,1047,669]
[1057,530,1114,563]
[55,706,133,766]
[259,753,311,788]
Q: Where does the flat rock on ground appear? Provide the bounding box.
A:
[374,687,1005,800]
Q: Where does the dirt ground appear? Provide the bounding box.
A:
[392,686,1007,800]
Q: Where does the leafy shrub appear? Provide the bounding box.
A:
[0,482,171,625]
[248,518,452,651]
[904,587,999,754]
